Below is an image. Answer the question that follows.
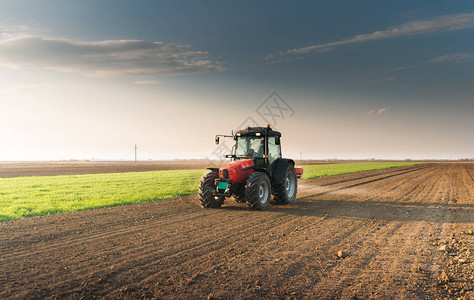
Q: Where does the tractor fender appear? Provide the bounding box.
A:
[270,158,295,185]
[207,167,219,173]
[253,168,270,177]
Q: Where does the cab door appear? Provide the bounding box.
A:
[268,136,282,166]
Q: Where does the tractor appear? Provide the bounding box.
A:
[198,124,303,210]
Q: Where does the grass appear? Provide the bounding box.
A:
[0,169,206,222]
[301,162,422,179]
[0,162,422,222]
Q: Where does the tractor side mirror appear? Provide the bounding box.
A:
[215,136,219,145]
[275,136,280,145]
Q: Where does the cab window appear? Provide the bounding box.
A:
[268,137,281,164]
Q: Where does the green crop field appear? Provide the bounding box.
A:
[301,162,421,179]
[0,169,206,222]
[0,162,422,222]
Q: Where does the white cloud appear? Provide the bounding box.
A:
[0,24,46,39]
[377,107,391,114]
[367,107,391,116]
[288,13,474,55]
[0,36,226,77]
[134,80,162,85]
[431,53,474,62]
[6,84,56,93]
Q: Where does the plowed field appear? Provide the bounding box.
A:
[1,163,473,299]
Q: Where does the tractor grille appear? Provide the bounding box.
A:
[222,169,229,179]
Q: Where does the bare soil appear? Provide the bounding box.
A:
[0,163,473,299]
[0,161,211,178]
[0,160,336,178]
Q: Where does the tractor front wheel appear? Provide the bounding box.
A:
[198,171,224,208]
[245,172,271,210]
[233,193,246,203]
[273,164,297,204]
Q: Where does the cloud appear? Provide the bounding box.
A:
[431,53,474,63]
[377,107,391,114]
[0,24,46,39]
[288,13,474,55]
[367,107,391,116]
[134,80,162,85]
[387,66,412,71]
[0,36,226,77]
[6,84,56,92]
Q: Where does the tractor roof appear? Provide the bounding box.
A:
[235,126,281,137]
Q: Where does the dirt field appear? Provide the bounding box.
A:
[0,161,210,178]
[0,160,334,178]
[0,163,473,299]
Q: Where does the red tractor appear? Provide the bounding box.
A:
[199,125,303,210]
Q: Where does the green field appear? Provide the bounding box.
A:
[0,162,421,222]
[0,169,206,222]
[302,162,421,179]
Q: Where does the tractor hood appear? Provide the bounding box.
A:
[219,159,254,183]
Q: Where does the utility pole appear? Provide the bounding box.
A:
[134,144,137,163]
[300,152,302,163]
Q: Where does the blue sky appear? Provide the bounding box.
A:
[0,1,473,160]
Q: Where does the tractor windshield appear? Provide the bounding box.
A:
[235,137,265,158]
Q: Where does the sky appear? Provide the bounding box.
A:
[0,0,473,161]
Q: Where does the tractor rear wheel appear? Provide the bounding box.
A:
[245,172,271,210]
[273,164,297,204]
[198,171,224,208]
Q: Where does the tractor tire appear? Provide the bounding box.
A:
[245,172,271,211]
[233,193,246,203]
[198,171,224,208]
[273,164,297,204]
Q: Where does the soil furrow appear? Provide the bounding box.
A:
[0,163,473,299]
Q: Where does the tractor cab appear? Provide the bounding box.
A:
[233,126,282,168]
